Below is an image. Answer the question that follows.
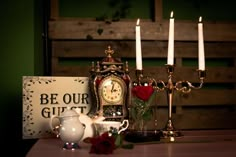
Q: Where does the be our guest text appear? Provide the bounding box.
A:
[40,93,90,118]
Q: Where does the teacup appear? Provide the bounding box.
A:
[94,120,129,135]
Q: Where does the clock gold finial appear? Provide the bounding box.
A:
[91,61,95,72]
[105,45,114,58]
[96,61,100,72]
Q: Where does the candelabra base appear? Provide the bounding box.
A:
[124,130,160,143]
[159,119,183,138]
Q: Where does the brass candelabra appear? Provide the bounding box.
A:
[135,65,206,138]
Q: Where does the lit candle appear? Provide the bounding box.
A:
[198,16,205,70]
[167,11,174,65]
[136,18,143,70]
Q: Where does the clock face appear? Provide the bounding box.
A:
[99,76,125,104]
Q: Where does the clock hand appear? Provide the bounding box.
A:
[111,81,114,93]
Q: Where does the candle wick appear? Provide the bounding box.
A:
[136,19,140,25]
[170,11,174,18]
[199,16,202,23]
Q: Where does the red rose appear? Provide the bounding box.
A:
[89,132,116,154]
[132,86,154,101]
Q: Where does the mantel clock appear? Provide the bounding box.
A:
[89,46,130,121]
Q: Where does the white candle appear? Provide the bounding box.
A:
[167,11,174,65]
[198,16,205,70]
[136,19,143,70]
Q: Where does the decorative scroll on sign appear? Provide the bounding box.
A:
[22,76,92,139]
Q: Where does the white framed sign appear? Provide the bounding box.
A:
[22,76,92,139]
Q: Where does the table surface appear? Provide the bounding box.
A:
[26,130,236,157]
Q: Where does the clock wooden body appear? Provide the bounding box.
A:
[89,46,130,121]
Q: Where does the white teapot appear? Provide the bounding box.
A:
[49,108,85,150]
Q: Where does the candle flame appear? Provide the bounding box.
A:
[170,11,174,18]
[136,19,140,25]
[199,16,202,22]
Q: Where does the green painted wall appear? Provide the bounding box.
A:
[0,0,44,155]
[163,0,236,21]
[59,0,236,21]
[59,0,154,20]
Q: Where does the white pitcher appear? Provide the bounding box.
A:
[49,108,85,149]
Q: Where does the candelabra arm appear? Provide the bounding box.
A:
[153,80,166,91]
[187,79,204,89]
[175,70,206,93]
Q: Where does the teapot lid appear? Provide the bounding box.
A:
[60,108,78,117]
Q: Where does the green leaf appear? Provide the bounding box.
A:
[147,90,156,105]
[121,143,134,149]
[130,108,137,119]
[142,108,153,121]
[115,134,122,148]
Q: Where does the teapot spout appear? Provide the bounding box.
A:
[93,115,105,123]
[74,108,81,115]
[78,113,94,140]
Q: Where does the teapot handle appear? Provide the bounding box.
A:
[118,120,129,134]
[49,115,60,136]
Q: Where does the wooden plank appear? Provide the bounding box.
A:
[52,41,236,58]
[154,0,163,22]
[172,90,236,106]
[148,90,236,106]
[51,57,59,75]
[132,67,236,84]
[50,0,59,20]
[49,20,236,41]
[51,65,236,83]
[154,108,236,129]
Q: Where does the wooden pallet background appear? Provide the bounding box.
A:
[48,0,236,130]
